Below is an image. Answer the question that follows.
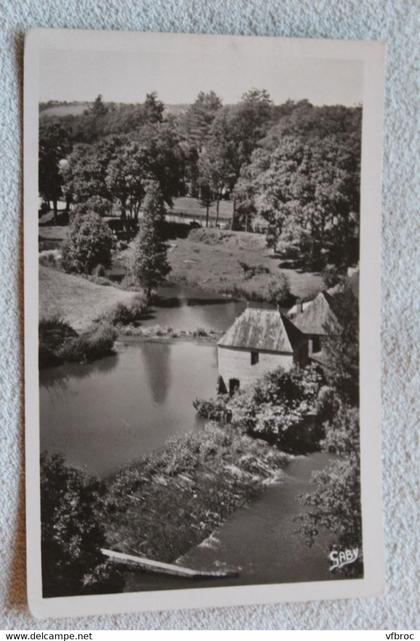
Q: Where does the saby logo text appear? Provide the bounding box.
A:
[328,547,358,571]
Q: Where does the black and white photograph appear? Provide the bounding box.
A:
[24,29,385,617]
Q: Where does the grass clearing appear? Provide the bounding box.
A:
[39,266,137,332]
[169,228,323,302]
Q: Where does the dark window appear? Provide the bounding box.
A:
[251,350,259,365]
[312,336,321,353]
[229,378,240,396]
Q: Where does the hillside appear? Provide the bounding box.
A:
[39,266,136,331]
[168,228,323,302]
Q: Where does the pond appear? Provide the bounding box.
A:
[40,340,218,477]
[40,283,335,588]
[142,282,247,331]
[40,285,246,477]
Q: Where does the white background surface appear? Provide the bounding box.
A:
[0,0,418,630]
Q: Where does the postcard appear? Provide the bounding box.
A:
[24,28,385,618]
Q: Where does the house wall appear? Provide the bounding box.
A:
[217,345,295,392]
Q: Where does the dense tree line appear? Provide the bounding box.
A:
[39,91,361,269]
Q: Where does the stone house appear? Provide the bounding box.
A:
[289,291,341,359]
[217,308,308,395]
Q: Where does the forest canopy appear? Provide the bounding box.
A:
[39,92,361,269]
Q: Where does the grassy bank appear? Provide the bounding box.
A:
[103,422,289,564]
[118,323,221,343]
[39,266,137,332]
[168,228,323,302]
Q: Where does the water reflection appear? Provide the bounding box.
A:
[139,342,171,405]
[40,342,217,477]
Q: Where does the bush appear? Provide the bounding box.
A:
[80,322,117,361]
[39,249,62,269]
[265,273,291,305]
[239,261,270,280]
[59,321,117,363]
[62,212,113,274]
[198,365,325,453]
[105,293,148,326]
[322,264,346,289]
[39,316,78,368]
[39,316,117,367]
[71,196,112,219]
[41,452,123,597]
[193,396,232,423]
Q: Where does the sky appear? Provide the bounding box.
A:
[39,39,363,107]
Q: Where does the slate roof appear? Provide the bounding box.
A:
[218,308,304,352]
[292,291,341,336]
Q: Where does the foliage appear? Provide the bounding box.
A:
[321,263,347,289]
[71,195,112,218]
[39,316,78,368]
[297,405,362,577]
[323,285,359,405]
[195,366,325,453]
[235,103,361,268]
[103,423,289,563]
[39,121,72,216]
[265,273,291,305]
[39,316,116,367]
[193,396,232,423]
[132,181,171,297]
[104,293,149,326]
[62,212,113,274]
[40,452,123,597]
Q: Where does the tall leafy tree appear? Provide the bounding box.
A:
[41,453,122,597]
[181,91,222,196]
[143,91,164,124]
[297,405,363,577]
[39,122,72,221]
[132,181,171,298]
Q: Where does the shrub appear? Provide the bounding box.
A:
[193,396,232,423]
[62,212,113,274]
[238,261,270,280]
[39,316,78,368]
[197,365,325,453]
[105,293,148,326]
[39,249,62,269]
[39,317,116,366]
[265,273,291,306]
[80,322,117,361]
[322,264,346,289]
[71,196,112,219]
[41,452,123,597]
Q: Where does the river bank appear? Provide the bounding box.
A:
[102,422,290,567]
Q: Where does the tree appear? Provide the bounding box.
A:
[143,91,164,123]
[198,176,214,227]
[180,91,222,196]
[40,453,121,597]
[297,405,363,577]
[132,181,171,298]
[105,141,148,221]
[323,285,359,406]
[89,94,108,118]
[61,212,113,274]
[236,125,360,267]
[198,150,226,226]
[39,122,72,221]
[61,136,125,208]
